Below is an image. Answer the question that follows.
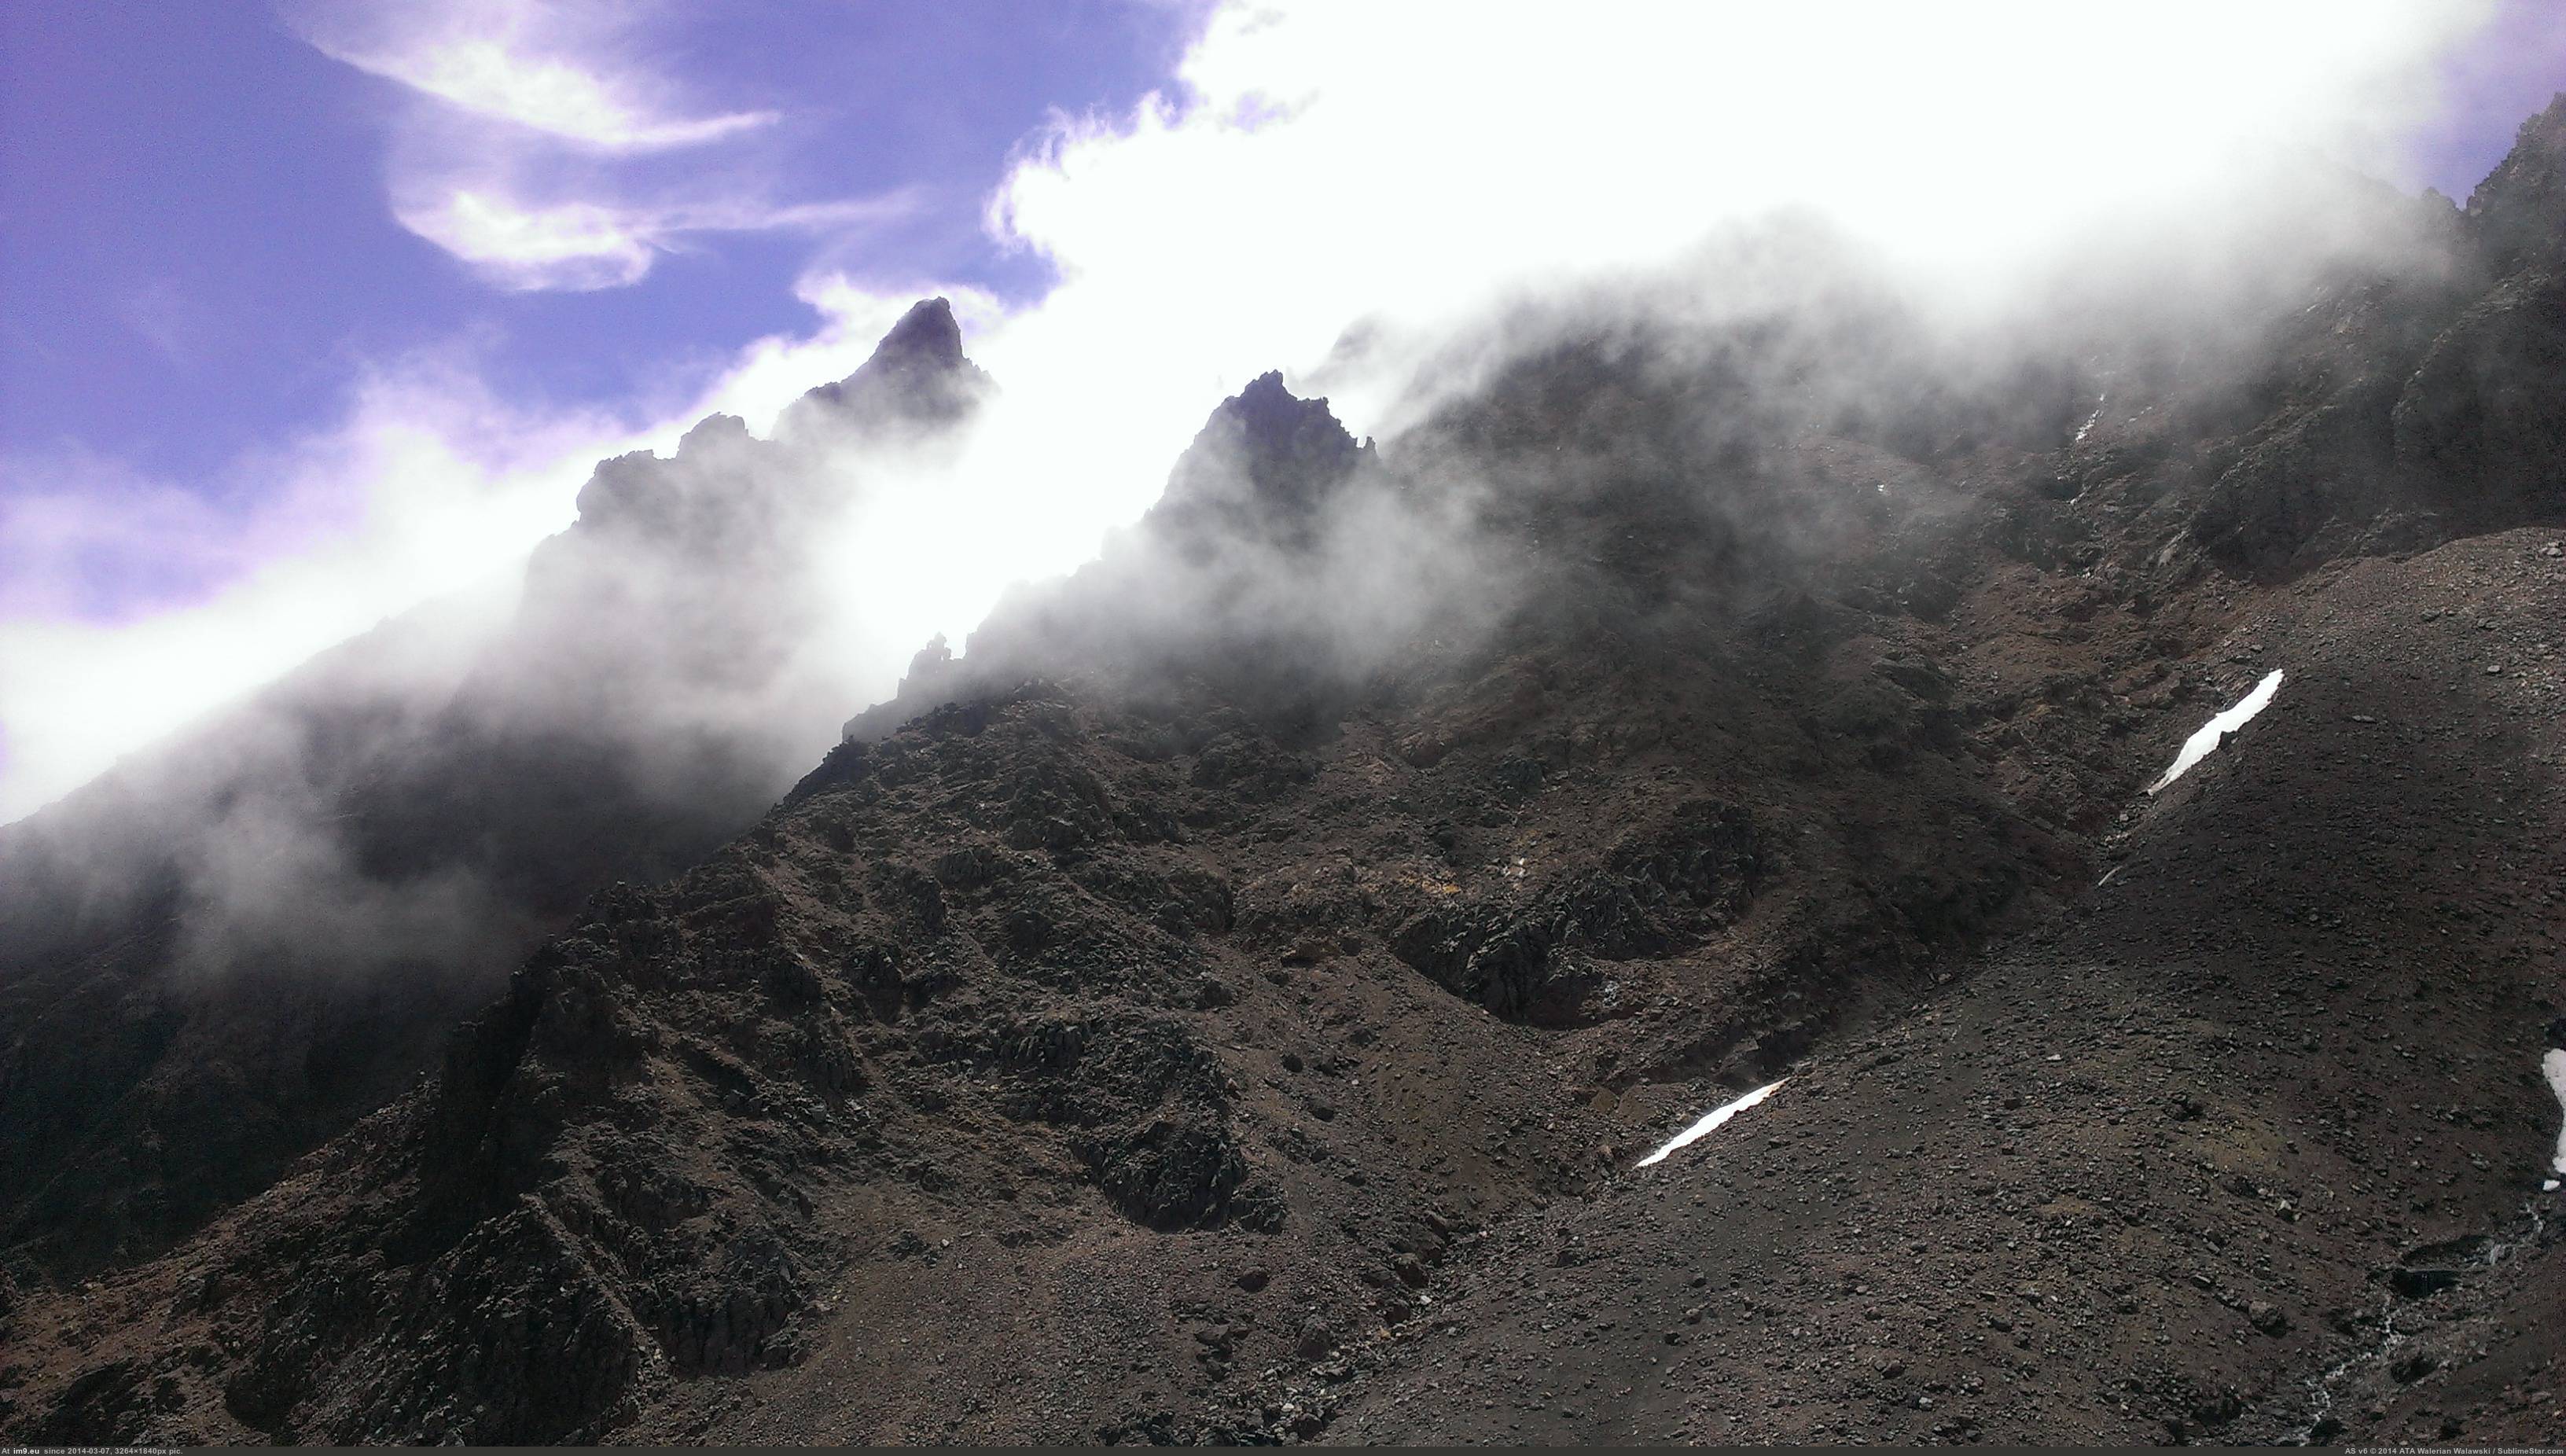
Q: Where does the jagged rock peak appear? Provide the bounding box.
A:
[676,412,753,457]
[872,296,966,372]
[1145,371,1371,553]
[1219,370,1358,461]
[777,295,989,441]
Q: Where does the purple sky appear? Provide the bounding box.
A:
[0,1,1200,612]
[2408,2,2566,200]
[1,2,2562,823]
[3,3,2560,622]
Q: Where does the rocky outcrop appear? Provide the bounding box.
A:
[2186,97,2566,575]
[774,296,991,443]
[1145,370,1373,555]
[2467,92,2566,276]
[2394,267,2566,509]
[842,370,1393,741]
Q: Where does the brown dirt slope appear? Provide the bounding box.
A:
[1320,528,2566,1447]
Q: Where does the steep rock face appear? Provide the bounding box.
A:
[2393,268,2566,509]
[2184,258,2473,572]
[0,306,987,1281]
[2183,101,2566,574]
[2468,92,2566,277]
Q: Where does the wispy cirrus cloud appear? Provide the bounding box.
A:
[398,191,658,291]
[392,188,921,292]
[316,32,776,152]
[290,0,772,153]
[288,0,903,291]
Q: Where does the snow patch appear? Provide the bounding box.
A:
[2543,1047,2566,1181]
[1636,1078,1788,1168]
[2073,391,2107,445]
[2146,668,2284,793]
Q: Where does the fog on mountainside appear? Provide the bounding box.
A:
[0,299,989,1275]
[10,94,2564,1281]
[2,42,2564,1444]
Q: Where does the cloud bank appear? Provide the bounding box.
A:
[771,0,2502,665]
[0,0,2520,822]
[0,361,618,821]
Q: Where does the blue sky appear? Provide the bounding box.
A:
[2,2,1197,582]
[2,1,2560,821]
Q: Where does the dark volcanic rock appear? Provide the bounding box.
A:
[12,101,2566,1454]
[2394,267,2566,508]
[2467,93,2566,276]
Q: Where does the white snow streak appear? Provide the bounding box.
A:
[2073,391,2108,445]
[2542,1047,2566,1187]
[2147,668,2284,793]
[1636,1078,1788,1168]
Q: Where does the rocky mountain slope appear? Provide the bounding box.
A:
[3,97,2562,1448]
[0,299,984,1278]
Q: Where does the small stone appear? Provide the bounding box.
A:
[1295,1317,1336,1359]
[2390,1351,2439,1384]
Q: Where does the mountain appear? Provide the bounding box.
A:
[0,299,984,1279]
[4,101,2564,1447]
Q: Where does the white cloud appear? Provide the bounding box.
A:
[398,191,658,290]
[0,361,635,822]
[4,0,2522,821]
[293,1,774,153]
[759,0,2505,667]
[340,35,775,151]
[977,0,2495,436]
[392,188,921,292]
[292,0,900,292]
[0,450,259,620]
[0,273,981,822]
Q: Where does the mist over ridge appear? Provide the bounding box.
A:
[3,6,2566,1440]
[2,0,2528,824]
